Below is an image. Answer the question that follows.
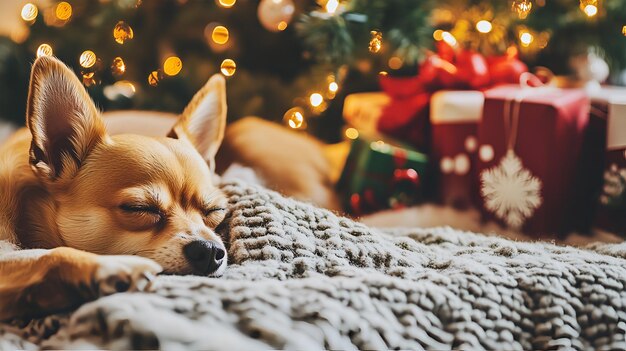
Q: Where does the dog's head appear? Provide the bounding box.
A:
[26,56,229,276]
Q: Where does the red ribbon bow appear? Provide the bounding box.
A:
[377,42,529,149]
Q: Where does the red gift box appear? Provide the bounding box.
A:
[430,91,484,208]
[476,85,591,235]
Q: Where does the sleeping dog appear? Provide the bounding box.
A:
[0,56,229,320]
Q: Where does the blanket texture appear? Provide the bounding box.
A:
[2,181,626,350]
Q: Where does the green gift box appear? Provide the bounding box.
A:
[338,132,429,215]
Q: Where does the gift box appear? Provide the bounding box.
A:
[337,132,429,215]
[476,85,591,235]
[375,43,527,151]
[595,97,626,236]
[343,92,390,135]
[430,90,484,208]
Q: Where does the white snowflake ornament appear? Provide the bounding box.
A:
[480,150,542,229]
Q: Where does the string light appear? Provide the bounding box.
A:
[583,4,598,17]
[580,0,598,17]
[345,127,359,140]
[21,3,38,22]
[79,50,97,68]
[82,72,98,87]
[211,26,229,44]
[113,21,134,44]
[433,29,444,41]
[148,70,162,86]
[284,107,305,129]
[388,56,403,70]
[368,31,382,53]
[379,71,388,76]
[309,93,323,107]
[328,81,339,93]
[111,57,126,76]
[163,56,183,76]
[441,31,457,46]
[277,21,288,31]
[325,0,339,14]
[220,59,236,76]
[519,31,534,46]
[217,0,236,8]
[55,2,72,21]
[36,44,53,58]
[622,25,626,36]
[476,20,493,33]
[512,0,532,19]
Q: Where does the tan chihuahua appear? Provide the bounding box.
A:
[0,56,229,320]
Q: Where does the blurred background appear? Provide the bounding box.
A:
[1,0,626,240]
[0,0,624,142]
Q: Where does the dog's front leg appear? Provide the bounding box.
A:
[0,245,161,321]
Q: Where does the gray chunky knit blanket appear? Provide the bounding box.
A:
[2,181,626,350]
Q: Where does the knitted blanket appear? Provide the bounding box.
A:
[2,181,626,350]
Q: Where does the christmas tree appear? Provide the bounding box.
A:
[0,0,624,143]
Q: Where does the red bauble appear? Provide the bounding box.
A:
[488,55,528,85]
[456,50,491,89]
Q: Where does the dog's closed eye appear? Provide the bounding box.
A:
[119,204,164,229]
[201,206,226,227]
[202,207,225,216]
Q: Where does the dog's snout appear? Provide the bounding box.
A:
[183,240,225,275]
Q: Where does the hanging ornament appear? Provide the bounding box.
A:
[368,30,382,53]
[220,59,237,76]
[257,0,295,32]
[480,93,543,229]
[511,0,532,19]
[36,43,53,58]
[111,57,126,76]
[481,150,542,228]
[113,21,134,44]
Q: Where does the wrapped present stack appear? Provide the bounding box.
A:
[340,42,626,238]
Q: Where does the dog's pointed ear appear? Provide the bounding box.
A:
[168,74,227,173]
[27,56,106,182]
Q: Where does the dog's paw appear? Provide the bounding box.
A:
[94,255,162,296]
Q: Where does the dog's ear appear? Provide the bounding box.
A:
[26,56,106,182]
[168,74,227,173]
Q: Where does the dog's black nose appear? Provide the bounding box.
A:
[183,240,226,275]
